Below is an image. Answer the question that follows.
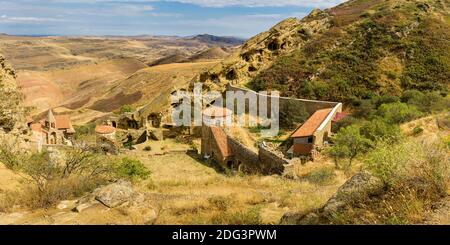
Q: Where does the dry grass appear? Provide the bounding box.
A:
[132,149,347,224]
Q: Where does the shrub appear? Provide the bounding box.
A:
[120,104,134,113]
[364,138,449,196]
[74,123,96,139]
[208,196,234,211]
[360,118,402,142]
[412,126,424,136]
[0,136,26,169]
[143,146,152,151]
[376,102,422,124]
[114,157,151,181]
[402,90,449,113]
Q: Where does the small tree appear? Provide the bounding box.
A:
[330,125,371,168]
[114,157,150,182]
[120,104,134,113]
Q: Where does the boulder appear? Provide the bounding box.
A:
[322,171,385,216]
[73,201,99,213]
[280,171,385,224]
[57,200,78,210]
[93,180,134,208]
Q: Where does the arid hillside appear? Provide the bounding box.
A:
[0,34,241,118]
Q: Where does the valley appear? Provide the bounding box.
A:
[0,34,240,120]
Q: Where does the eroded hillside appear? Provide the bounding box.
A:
[0,35,241,117]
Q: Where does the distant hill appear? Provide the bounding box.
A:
[186,47,230,62]
[149,47,232,67]
[198,0,450,102]
[148,52,190,66]
[189,34,245,46]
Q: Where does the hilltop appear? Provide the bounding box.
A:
[197,0,449,101]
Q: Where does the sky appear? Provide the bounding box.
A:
[0,0,346,38]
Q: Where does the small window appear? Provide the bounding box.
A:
[307,136,313,144]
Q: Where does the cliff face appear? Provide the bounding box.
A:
[0,54,26,133]
[194,0,450,102]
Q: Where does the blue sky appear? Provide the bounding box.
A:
[0,0,345,38]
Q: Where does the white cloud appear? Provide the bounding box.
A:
[165,0,346,8]
[0,16,66,23]
[20,0,346,8]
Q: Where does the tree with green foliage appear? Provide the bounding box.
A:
[114,157,150,182]
[376,102,422,124]
[328,125,372,169]
[360,118,402,143]
[120,104,134,113]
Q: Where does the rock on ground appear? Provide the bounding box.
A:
[280,171,385,224]
[93,180,135,208]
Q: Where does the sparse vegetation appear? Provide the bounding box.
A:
[328,137,449,224]
[0,141,150,210]
[120,104,135,113]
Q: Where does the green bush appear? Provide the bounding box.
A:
[114,157,151,181]
[360,118,402,142]
[74,123,96,138]
[364,138,449,194]
[412,126,424,136]
[120,104,134,113]
[376,102,422,124]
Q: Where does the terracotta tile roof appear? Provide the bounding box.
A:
[292,108,333,138]
[210,126,233,158]
[55,115,72,129]
[203,106,232,117]
[95,125,116,134]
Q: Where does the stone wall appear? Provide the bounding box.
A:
[226,135,260,173]
[258,146,289,175]
[226,84,339,116]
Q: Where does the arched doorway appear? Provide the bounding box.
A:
[50,132,57,144]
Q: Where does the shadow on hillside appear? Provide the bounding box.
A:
[185,150,226,174]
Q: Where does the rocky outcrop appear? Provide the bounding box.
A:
[0,54,27,133]
[194,9,332,91]
[280,171,385,224]
[93,180,134,208]
[71,180,158,223]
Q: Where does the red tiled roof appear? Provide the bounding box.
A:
[333,112,349,122]
[210,126,233,158]
[95,125,116,134]
[55,115,72,129]
[203,106,232,117]
[292,108,333,138]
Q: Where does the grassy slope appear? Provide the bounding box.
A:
[248,0,450,102]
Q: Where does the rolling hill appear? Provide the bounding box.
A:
[0,34,241,119]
